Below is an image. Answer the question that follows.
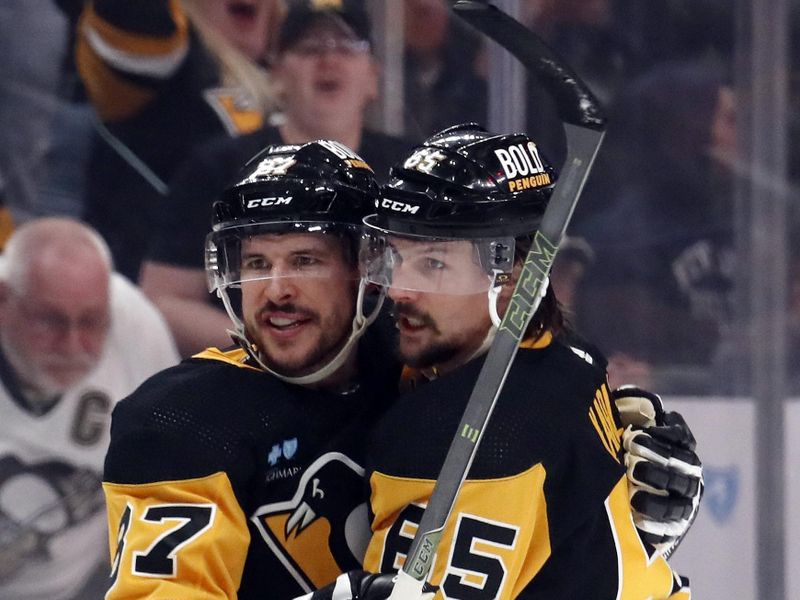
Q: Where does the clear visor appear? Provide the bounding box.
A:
[361,220,515,295]
[206,221,360,293]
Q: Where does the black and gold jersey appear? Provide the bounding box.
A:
[364,333,690,599]
[103,345,398,599]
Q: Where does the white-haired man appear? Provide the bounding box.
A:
[0,218,179,599]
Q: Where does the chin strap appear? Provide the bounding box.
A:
[219,279,385,386]
[488,270,505,329]
[465,277,504,364]
[473,271,549,363]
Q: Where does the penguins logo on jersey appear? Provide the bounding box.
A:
[0,455,104,581]
[251,452,369,593]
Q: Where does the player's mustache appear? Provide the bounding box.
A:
[258,301,318,321]
[391,302,438,330]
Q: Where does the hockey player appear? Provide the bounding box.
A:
[100,140,400,599]
[310,124,698,599]
[139,0,413,357]
[0,218,178,600]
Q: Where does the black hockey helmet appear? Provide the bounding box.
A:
[211,139,379,231]
[368,122,557,239]
[207,139,379,292]
[206,139,384,385]
[362,124,558,296]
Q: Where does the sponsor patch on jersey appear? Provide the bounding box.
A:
[268,437,298,465]
[266,466,302,482]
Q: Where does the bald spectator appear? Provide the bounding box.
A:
[0,218,179,599]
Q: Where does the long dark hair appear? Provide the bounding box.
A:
[514,234,565,339]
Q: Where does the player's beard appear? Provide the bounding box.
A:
[392,302,462,369]
[248,300,353,378]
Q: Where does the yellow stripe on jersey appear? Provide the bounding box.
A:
[606,476,679,599]
[365,464,550,599]
[193,346,262,370]
[518,330,553,350]
[84,1,188,60]
[104,471,250,599]
[400,331,555,391]
[77,35,156,122]
[77,1,189,121]
[589,384,622,462]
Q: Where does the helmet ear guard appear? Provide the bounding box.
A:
[476,240,515,279]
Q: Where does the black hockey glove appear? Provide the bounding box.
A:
[294,570,437,600]
[612,385,704,559]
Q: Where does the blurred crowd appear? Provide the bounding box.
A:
[0,0,797,597]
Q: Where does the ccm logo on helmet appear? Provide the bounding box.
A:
[247,196,293,208]
[380,198,420,214]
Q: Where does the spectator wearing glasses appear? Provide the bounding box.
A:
[0,218,178,600]
[139,0,413,356]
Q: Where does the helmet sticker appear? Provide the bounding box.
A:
[494,142,551,192]
[507,172,552,192]
[317,140,373,171]
[403,148,447,174]
[249,156,297,179]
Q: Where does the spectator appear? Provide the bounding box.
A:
[139,0,414,356]
[0,0,73,223]
[402,0,487,139]
[0,218,179,599]
[550,235,594,316]
[75,0,284,280]
[575,62,737,392]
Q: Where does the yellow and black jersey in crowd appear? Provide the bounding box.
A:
[103,345,398,599]
[364,333,691,599]
[75,0,264,279]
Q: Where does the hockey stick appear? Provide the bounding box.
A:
[387,3,606,598]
